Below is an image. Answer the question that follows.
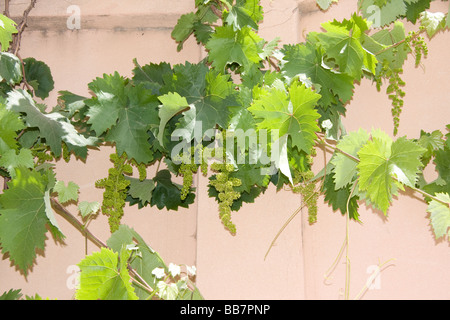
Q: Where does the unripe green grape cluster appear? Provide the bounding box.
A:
[407,29,428,67]
[292,154,319,224]
[387,68,406,136]
[179,162,197,200]
[95,152,132,233]
[209,162,242,234]
[376,60,406,136]
[176,143,209,200]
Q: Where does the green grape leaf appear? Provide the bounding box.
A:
[427,193,450,240]
[316,0,339,10]
[105,84,159,164]
[53,180,79,203]
[419,11,446,38]
[6,89,97,158]
[281,41,355,108]
[317,15,377,80]
[0,52,22,85]
[248,81,321,154]
[85,72,127,136]
[78,201,100,219]
[57,90,88,118]
[132,60,172,95]
[405,0,432,23]
[331,129,370,189]
[417,129,445,167]
[162,63,236,137]
[76,247,138,300]
[358,0,408,27]
[0,148,34,178]
[150,169,195,210]
[0,103,24,153]
[205,25,263,72]
[0,168,50,275]
[171,12,197,51]
[0,289,23,300]
[0,15,17,52]
[125,176,156,207]
[224,0,263,31]
[357,133,426,214]
[157,92,190,146]
[106,225,167,298]
[422,146,450,197]
[23,58,55,99]
[230,163,270,193]
[365,21,410,70]
[323,171,360,221]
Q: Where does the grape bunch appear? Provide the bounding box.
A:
[406,29,428,67]
[209,162,242,234]
[95,152,132,233]
[292,154,319,224]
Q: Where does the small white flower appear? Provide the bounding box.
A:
[168,263,181,277]
[321,119,333,130]
[187,265,196,277]
[151,267,166,279]
[157,281,178,300]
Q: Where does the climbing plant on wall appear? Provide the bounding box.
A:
[0,0,449,300]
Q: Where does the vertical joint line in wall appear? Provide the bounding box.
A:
[300,197,309,299]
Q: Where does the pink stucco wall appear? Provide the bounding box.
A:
[0,0,449,300]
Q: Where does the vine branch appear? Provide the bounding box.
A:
[50,197,155,295]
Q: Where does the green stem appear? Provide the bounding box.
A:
[51,198,156,295]
[374,28,426,56]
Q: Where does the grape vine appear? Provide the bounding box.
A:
[95,152,133,233]
[0,0,450,301]
[209,162,242,235]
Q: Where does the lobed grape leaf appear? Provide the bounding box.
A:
[364,21,410,70]
[317,15,377,80]
[150,169,195,210]
[157,92,190,146]
[426,193,450,240]
[0,168,51,275]
[85,72,127,135]
[323,171,360,221]
[125,176,156,207]
[161,62,237,139]
[76,247,138,300]
[53,180,79,203]
[23,58,54,99]
[419,11,447,38]
[78,201,100,219]
[248,81,321,154]
[316,0,339,10]
[331,128,370,189]
[357,132,426,214]
[0,15,17,52]
[106,85,159,164]
[205,25,263,72]
[0,52,22,85]
[0,148,34,178]
[7,89,97,158]
[405,0,432,23]
[0,101,24,153]
[358,0,408,27]
[224,0,263,31]
[106,225,169,298]
[281,40,355,109]
[132,60,173,95]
